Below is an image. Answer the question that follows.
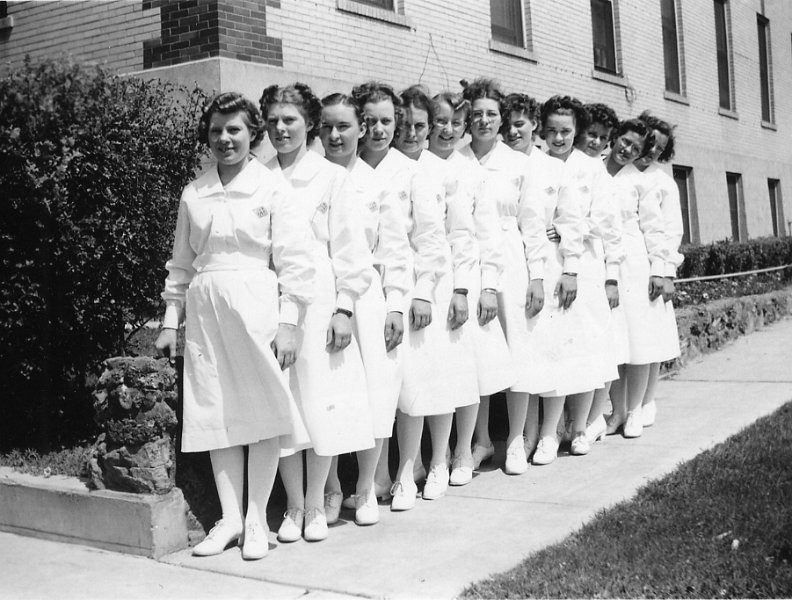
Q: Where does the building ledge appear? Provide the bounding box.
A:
[664,91,689,106]
[591,69,628,88]
[0,15,14,31]
[336,0,410,29]
[488,40,537,63]
[718,107,739,120]
[761,120,777,131]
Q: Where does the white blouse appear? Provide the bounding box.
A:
[615,163,666,274]
[372,149,447,304]
[644,163,684,277]
[265,150,373,310]
[161,158,314,328]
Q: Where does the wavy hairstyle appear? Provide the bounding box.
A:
[584,103,619,132]
[461,78,505,131]
[399,84,435,126]
[259,82,322,143]
[198,91,265,146]
[321,92,363,124]
[613,117,650,155]
[539,95,590,141]
[638,110,676,162]
[501,92,539,136]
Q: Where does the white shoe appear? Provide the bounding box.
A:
[585,415,607,445]
[570,433,591,456]
[623,410,644,438]
[642,400,656,427]
[390,480,418,511]
[471,442,495,470]
[504,437,528,475]
[241,522,268,560]
[353,489,379,526]
[192,520,242,556]
[303,508,328,542]
[532,436,559,465]
[277,508,303,543]
[324,491,342,525]
[449,455,473,486]
[422,464,449,500]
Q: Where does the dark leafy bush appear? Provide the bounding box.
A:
[0,58,206,451]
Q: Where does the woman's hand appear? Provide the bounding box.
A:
[155,328,178,364]
[272,323,299,369]
[662,277,676,303]
[326,312,352,353]
[525,280,545,318]
[478,289,498,325]
[605,282,620,309]
[447,292,469,330]
[546,225,561,243]
[384,311,404,352]
[410,299,432,331]
[555,273,577,310]
[648,276,665,302]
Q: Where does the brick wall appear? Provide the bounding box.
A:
[1,0,790,243]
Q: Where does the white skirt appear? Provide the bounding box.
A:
[352,273,402,438]
[181,269,301,453]
[399,269,479,416]
[468,284,516,397]
[283,248,375,456]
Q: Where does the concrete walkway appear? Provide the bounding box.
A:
[2,318,791,600]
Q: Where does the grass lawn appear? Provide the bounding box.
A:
[463,401,792,599]
[0,445,92,478]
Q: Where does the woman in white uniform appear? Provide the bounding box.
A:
[633,111,683,429]
[260,83,375,542]
[428,91,514,486]
[352,81,450,511]
[156,92,314,560]
[457,79,549,476]
[318,92,411,526]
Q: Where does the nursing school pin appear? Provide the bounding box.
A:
[398,190,408,202]
[253,206,268,218]
[367,201,378,212]
[436,193,443,204]
[317,201,329,213]
[545,186,556,195]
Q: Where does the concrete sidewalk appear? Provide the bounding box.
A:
[2,318,791,600]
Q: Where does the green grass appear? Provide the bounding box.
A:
[0,444,93,478]
[463,401,792,599]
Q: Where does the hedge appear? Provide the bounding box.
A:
[0,58,206,451]
[678,236,792,279]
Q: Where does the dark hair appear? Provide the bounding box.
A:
[501,93,539,136]
[461,77,505,115]
[321,92,363,124]
[613,118,650,155]
[351,81,402,110]
[539,95,590,141]
[584,103,619,132]
[399,84,435,125]
[638,110,676,162]
[198,91,265,146]
[259,82,322,143]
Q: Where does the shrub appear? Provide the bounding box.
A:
[0,58,206,451]
[678,236,792,279]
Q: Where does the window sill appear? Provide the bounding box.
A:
[0,15,14,31]
[488,40,537,63]
[718,107,739,120]
[336,0,410,28]
[591,69,628,88]
[761,120,777,131]
[664,91,689,106]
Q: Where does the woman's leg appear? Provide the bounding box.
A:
[504,390,529,474]
[423,412,453,499]
[192,446,244,556]
[355,439,383,497]
[276,452,305,542]
[585,382,612,443]
[641,362,661,426]
[452,403,478,464]
[374,437,392,496]
[607,364,628,433]
[567,390,595,456]
[622,363,651,437]
[303,450,332,541]
[241,438,280,559]
[392,411,422,510]
[533,396,564,465]
[522,394,540,456]
[471,395,495,468]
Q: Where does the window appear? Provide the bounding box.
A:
[673,166,699,244]
[490,0,524,46]
[757,15,773,123]
[714,0,732,110]
[726,172,746,241]
[661,0,682,94]
[768,179,786,237]
[352,0,393,8]
[591,0,617,73]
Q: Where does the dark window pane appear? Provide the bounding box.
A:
[727,172,742,241]
[354,0,394,9]
[714,1,731,109]
[490,0,523,46]
[591,0,617,73]
[757,17,771,122]
[673,166,692,245]
[661,0,681,93]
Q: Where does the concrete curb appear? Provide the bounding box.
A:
[0,467,188,558]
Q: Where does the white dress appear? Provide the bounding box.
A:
[266,151,375,456]
[161,159,314,453]
[518,149,610,396]
[614,163,677,364]
[346,157,411,438]
[643,163,682,361]
[456,141,547,394]
[446,151,515,396]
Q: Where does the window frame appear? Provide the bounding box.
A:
[673,165,699,245]
[714,0,734,112]
[661,0,683,95]
[591,0,618,74]
[726,172,747,241]
[490,0,525,47]
[757,14,774,124]
[768,179,786,237]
